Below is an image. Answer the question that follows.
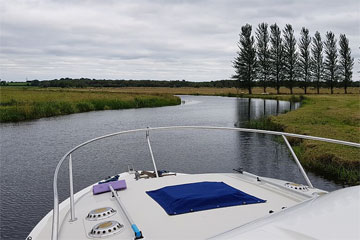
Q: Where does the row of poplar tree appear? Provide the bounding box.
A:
[233,23,354,94]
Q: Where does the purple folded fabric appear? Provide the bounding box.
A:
[93,179,127,195]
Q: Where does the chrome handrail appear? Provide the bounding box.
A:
[282,135,314,188]
[51,126,360,240]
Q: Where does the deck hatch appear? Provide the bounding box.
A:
[146,181,266,215]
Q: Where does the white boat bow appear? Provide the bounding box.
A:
[27,126,360,240]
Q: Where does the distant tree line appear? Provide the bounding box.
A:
[26,78,238,88]
[233,23,355,94]
[4,77,357,90]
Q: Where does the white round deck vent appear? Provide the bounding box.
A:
[89,220,124,238]
[285,182,309,191]
[86,207,116,221]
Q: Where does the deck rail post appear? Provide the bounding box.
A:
[282,135,314,188]
[69,154,77,222]
[146,127,159,178]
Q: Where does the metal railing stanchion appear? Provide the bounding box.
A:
[146,127,159,178]
[282,135,314,188]
[69,154,77,222]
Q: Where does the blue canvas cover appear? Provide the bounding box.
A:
[146,181,266,215]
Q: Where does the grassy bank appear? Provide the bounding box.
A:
[60,86,359,96]
[246,94,360,185]
[0,87,181,122]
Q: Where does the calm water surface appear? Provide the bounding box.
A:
[0,95,342,239]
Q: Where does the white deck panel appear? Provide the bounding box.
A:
[120,173,302,239]
[29,172,312,240]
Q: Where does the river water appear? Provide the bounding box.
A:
[0,95,342,239]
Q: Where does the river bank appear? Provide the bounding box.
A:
[0,87,181,122]
[0,86,302,123]
[1,86,358,185]
[246,94,360,185]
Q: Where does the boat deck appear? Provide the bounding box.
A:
[30,172,321,239]
[27,126,360,240]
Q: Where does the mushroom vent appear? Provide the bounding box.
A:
[89,220,124,238]
[86,207,116,221]
[285,182,309,191]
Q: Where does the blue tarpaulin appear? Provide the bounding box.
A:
[146,181,266,215]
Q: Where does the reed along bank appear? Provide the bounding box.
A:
[0,87,181,122]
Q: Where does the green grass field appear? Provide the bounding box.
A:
[269,94,360,185]
[0,87,181,122]
[59,86,358,95]
[246,94,360,185]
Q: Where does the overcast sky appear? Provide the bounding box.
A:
[1,0,359,82]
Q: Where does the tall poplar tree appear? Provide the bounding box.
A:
[256,23,270,93]
[339,34,354,94]
[324,31,338,94]
[298,27,311,94]
[283,24,298,94]
[269,23,284,94]
[311,31,323,94]
[233,24,257,94]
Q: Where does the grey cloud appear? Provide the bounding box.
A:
[0,0,359,81]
